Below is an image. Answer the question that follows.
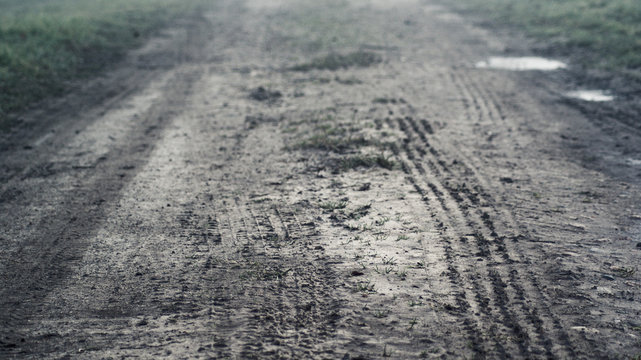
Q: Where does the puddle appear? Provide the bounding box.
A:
[475,57,567,71]
[565,90,614,102]
[626,158,641,167]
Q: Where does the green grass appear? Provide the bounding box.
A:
[451,0,641,72]
[0,0,207,123]
[320,200,348,211]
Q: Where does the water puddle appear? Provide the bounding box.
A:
[565,90,614,102]
[475,57,567,71]
[626,158,641,167]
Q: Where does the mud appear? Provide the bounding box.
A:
[1,0,640,359]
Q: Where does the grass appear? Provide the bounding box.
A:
[290,51,381,72]
[396,234,409,241]
[355,279,376,293]
[337,154,396,171]
[450,0,641,73]
[0,0,207,124]
[320,200,348,211]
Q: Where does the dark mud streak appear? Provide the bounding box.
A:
[0,67,204,347]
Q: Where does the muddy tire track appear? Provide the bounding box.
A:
[387,93,579,358]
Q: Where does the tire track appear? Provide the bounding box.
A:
[388,112,580,357]
[447,69,585,357]
[399,115,560,357]
[0,68,205,355]
[390,68,585,358]
[386,120,512,357]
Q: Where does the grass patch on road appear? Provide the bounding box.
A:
[290,51,381,72]
[0,0,206,124]
[451,0,641,72]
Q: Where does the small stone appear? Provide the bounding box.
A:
[602,274,616,281]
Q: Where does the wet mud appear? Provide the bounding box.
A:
[0,0,640,359]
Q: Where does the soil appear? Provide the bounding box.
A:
[1,0,640,358]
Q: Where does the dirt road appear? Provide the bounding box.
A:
[1,0,640,358]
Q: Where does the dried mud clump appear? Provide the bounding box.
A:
[290,51,381,72]
[249,86,282,102]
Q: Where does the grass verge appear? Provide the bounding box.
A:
[0,0,207,125]
[449,0,641,73]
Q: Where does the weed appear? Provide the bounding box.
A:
[408,317,418,330]
[397,234,410,241]
[320,200,348,211]
[346,223,361,231]
[382,256,397,266]
[373,309,389,318]
[374,216,391,226]
[396,269,407,280]
[348,204,371,220]
[356,280,376,293]
[374,265,394,275]
[374,234,387,242]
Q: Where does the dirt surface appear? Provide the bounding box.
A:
[1,0,641,358]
